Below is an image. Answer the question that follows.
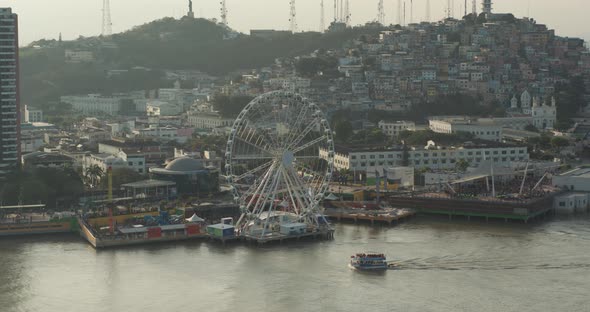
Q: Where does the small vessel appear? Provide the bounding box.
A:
[349,253,388,271]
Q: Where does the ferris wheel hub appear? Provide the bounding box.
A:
[282,151,294,167]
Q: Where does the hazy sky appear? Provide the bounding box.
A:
[2,0,590,45]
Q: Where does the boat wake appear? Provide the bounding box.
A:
[390,255,590,271]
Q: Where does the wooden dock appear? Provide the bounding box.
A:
[241,228,335,245]
[324,209,415,225]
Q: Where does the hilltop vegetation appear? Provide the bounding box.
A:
[20,17,380,107]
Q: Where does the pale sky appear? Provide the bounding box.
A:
[2,0,589,45]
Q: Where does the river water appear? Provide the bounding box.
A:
[1,216,589,312]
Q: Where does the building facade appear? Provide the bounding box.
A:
[321,143,529,172]
[0,8,19,180]
[378,120,416,137]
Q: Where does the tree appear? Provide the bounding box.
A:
[100,168,143,190]
[212,95,253,118]
[455,159,470,172]
[524,124,539,133]
[85,165,104,189]
[334,120,353,143]
[551,136,570,152]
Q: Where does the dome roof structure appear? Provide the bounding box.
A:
[164,157,204,172]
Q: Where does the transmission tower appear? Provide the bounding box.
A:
[377,0,385,25]
[426,0,431,22]
[220,0,228,26]
[320,0,325,32]
[289,0,297,32]
[472,0,477,15]
[101,0,112,36]
[409,0,413,24]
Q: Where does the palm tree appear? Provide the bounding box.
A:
[85,165,104,189]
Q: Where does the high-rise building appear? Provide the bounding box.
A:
[0,8,20,181]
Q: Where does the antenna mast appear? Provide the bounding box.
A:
[472,0,477,15]
[377,0,385,25]
[101,0,112,36]
[426,0,431,22]
[345,0,350,26]
[221,0,228,26]
[289,0,297,32]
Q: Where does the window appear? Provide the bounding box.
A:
[138,169,143,173]
[501,151,507,155]
[467,152,473,156]
[128,162,133,166]
[370,162,375,166]
[139,162,143,165]
[379,155,385,159]
[361,155,366,159]
[388,154,394,158]
[370,155,376,159]
[351,156,357,160]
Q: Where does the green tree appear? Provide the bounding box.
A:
[455,159,470,172]
[85,165,104,189]
[212,95,253,118]
[551,136,570,152]
[100,168,143,190]
[334,120,353,143]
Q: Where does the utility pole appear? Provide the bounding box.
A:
[289,0,297,32]
[101,0,112,36]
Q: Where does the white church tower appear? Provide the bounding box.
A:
[521,90,532,114]
[532,96,557,129]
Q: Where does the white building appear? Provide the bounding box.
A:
[378,120,416,137]
[133,125,189,144]
[429,117,502,142]
[187,111,234,130]
[532,97,557,130]
[24,105,43,123]
[553,167,590,192]
[321,142,529,172]
[62,94,121,116]
[146,100,183,116]
[83,152,146,175]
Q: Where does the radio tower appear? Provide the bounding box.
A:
[482,0,492,15]
[446,0,451,18]
[289,0,297,32]
[320,0,325,32]
[101,0,112,36]
[377,0,385,25]
[426,0,431,22]
[345,0,350,26]
[472,0,477,15]
[220,0,228,26]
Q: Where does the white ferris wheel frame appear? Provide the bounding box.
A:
[224,91,335,230]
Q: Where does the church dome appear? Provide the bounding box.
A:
[165,157,204,172]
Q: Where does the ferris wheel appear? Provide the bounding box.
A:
[225,91,335,237]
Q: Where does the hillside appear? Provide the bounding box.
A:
[20,17,379,107]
